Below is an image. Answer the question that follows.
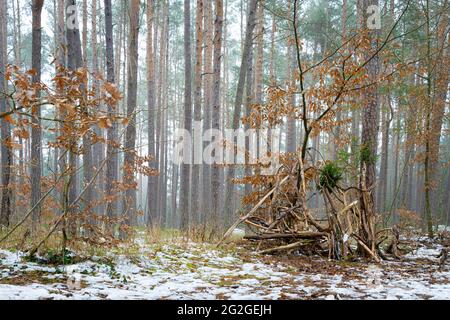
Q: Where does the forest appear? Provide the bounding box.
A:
[0,0,449,300]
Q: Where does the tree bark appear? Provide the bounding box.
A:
[191,0,203,225]
[81,0,93,230]
[211,0,224,226]
[104,0,119,224]
[201,0,213,224]
[91,0,102,215]
[66,0,83,237]
[430,7,449,223]
[0,0,12,227]
[286,0,297,154]
[30,0,44,232]
[180,0,192,230]
[146,0,158,226]
[122,0,140,226]
[223,0,258,220]
[359,0,380,255]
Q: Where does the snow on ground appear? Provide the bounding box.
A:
[0,236,449,300]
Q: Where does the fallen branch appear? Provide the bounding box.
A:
[216,175,290,247]
[258,240,315,254]
[353,236,381,263]
[245,231,327,241]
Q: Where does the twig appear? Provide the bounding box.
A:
[258,240,316,255]
[0,154,69,244]
[216,175,290,247]
[28,151,110,257]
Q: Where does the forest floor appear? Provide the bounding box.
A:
[0,232,449,300]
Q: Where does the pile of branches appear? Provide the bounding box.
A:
[218,159,400,262]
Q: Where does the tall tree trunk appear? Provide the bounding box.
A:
[91,0,102,215]
[377,96,391,214]
[66,0,83,237]
[253,1,264,179]
[30,0,44,232]
[223,0,258,220]
[81,0,93,231]
[180,0,192,230]
[191,0,203,225]
[401,72,417,209]
[104,0,119,226]
[146,0,158,226]
[359,0,380,255]
[254,2,264,104]
[154,2,163,221]
[122,0,140,227]
[201,0,213,224]
[211,0,224,227]
[332,0,348,160]
[286,0,297,154]
[82,0,87,68]
[392,109,400,215]
[430,6,449,223]
[158,27,169,226]
[243,21,254,218]
[269,11,276,83]
[423,0,434,237]
[0,0,12,227]
[13,0,24,192]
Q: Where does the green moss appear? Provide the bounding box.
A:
[25,248,86,266]
[359,144,377,165]
[318,162,343,192]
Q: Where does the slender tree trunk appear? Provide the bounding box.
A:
[269,11,276,83]
[392,110,400,215]
[254,2,264,104]
[104,0,119,226]
[253,1,264,179]
[378,96,391,214]
[243,23,254,219]
[423,0,434,237]
[430,7,449,223]
[122,0,140,227]
[91,0,102,215]
[114,0,123,91]
[66,0,83,237]
[30,0,44,232]
[201,0,213,224]
[80,0,93,230]
[191,0,203,225]
[401,73,417,209]
[211,0,224,227]
[155,3,163,220]
[333,0,348,160]
[13,0,24,193]
[286,0,297,154]
[146,0,158,226]
[223,0,258,220]
[158,30,169,226]
[359,0,380,255]
[180,0,192,230]
[0,0,12,227]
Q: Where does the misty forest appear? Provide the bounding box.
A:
[0,0,449,300]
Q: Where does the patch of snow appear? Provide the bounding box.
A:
[1,239,449,300]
